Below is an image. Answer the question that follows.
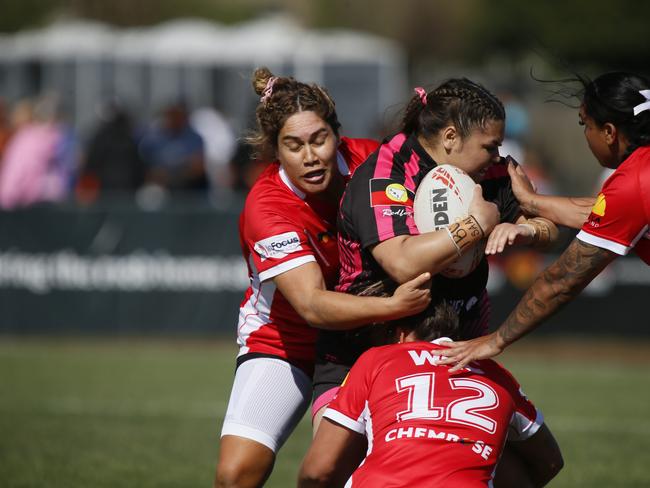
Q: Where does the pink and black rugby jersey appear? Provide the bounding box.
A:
[324,340,543,487]
[578,146,650,264]
[336,133,520,334]
[237,137,378,373]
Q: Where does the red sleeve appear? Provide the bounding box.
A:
[488,361,543,441]
[322,348,377,434]
[577,164,648,255]
[339,136,380,167]
[242,199,316,282]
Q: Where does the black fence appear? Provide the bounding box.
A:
[1,197,648,336]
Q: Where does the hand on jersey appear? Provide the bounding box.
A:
[388,272,432,318]
[436,332,505,372]
[484,222,535,255]
[506,158,538,211]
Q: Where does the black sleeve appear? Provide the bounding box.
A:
[481,172,521,224]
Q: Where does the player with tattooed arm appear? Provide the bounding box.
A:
[440,72,650,370]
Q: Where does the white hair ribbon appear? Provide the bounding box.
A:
[633,89,650,116]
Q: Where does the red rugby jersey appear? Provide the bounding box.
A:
[324,340,542,487]
[237,137,378,373]
[577,146,650,264]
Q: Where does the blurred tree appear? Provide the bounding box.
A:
[0,0,257,31]
[64,0,257,27]
[0,0,61,32]
[0,0,648,74]
[310,0,649,73]
[466,0,650,73]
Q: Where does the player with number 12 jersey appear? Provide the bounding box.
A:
[324,339,543,487]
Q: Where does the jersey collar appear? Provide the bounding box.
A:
[431,337,453,345]
[407,133,438,170]
[336,149,350,176]
[278,149,349,200]
[279,166,306,199]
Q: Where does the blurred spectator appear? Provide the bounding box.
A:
[229,140,269,193]
[0,95,79,209]
[190,106,237,192]
[77,99,144,202]
[0,99,12,164]
[500,94,529,163]
[500,92,557,196]
[138,102,206,192]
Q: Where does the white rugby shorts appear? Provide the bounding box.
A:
[220,357,312,453]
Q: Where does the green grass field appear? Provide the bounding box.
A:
[1,337,649,487]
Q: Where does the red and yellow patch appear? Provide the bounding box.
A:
[592,193,606,217]
[369,178,415,207]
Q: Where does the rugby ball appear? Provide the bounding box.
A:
[413,164,486,278]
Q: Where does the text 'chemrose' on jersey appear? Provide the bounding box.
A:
[384,426,494,460]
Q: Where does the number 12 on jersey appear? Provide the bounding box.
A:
[395,372,499,434]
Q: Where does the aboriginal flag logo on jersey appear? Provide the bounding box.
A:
[369,178,415,207]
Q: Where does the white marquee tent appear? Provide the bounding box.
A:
[0,15,407,137]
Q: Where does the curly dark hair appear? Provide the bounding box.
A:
[246,67,341,161]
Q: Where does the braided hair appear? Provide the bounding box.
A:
[581,72,650,159]
[247,67,341,161]
[402,78,505,140]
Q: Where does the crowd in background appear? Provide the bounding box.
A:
[0,89,626,295]
[0,90,574,213]
[0,94,270,210]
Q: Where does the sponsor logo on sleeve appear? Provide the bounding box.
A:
[592,193,606,217]
[369,179,415,207]
[587,193,606,228]
[253,231,302,261]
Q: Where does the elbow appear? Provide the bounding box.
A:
[552,454,565,479]
[290,292,328,329]
[298,464,335,488]
[533,454,564,487]
[545,454,564,483]
[380,258,423,284]
[297,307,327,329]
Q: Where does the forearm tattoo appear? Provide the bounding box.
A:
[447,216,484,254]
[497,239,615,345]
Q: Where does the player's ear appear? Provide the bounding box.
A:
[603,122,617,145]
[441,125,458,153]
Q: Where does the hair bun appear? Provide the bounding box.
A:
[252,67,275,97]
